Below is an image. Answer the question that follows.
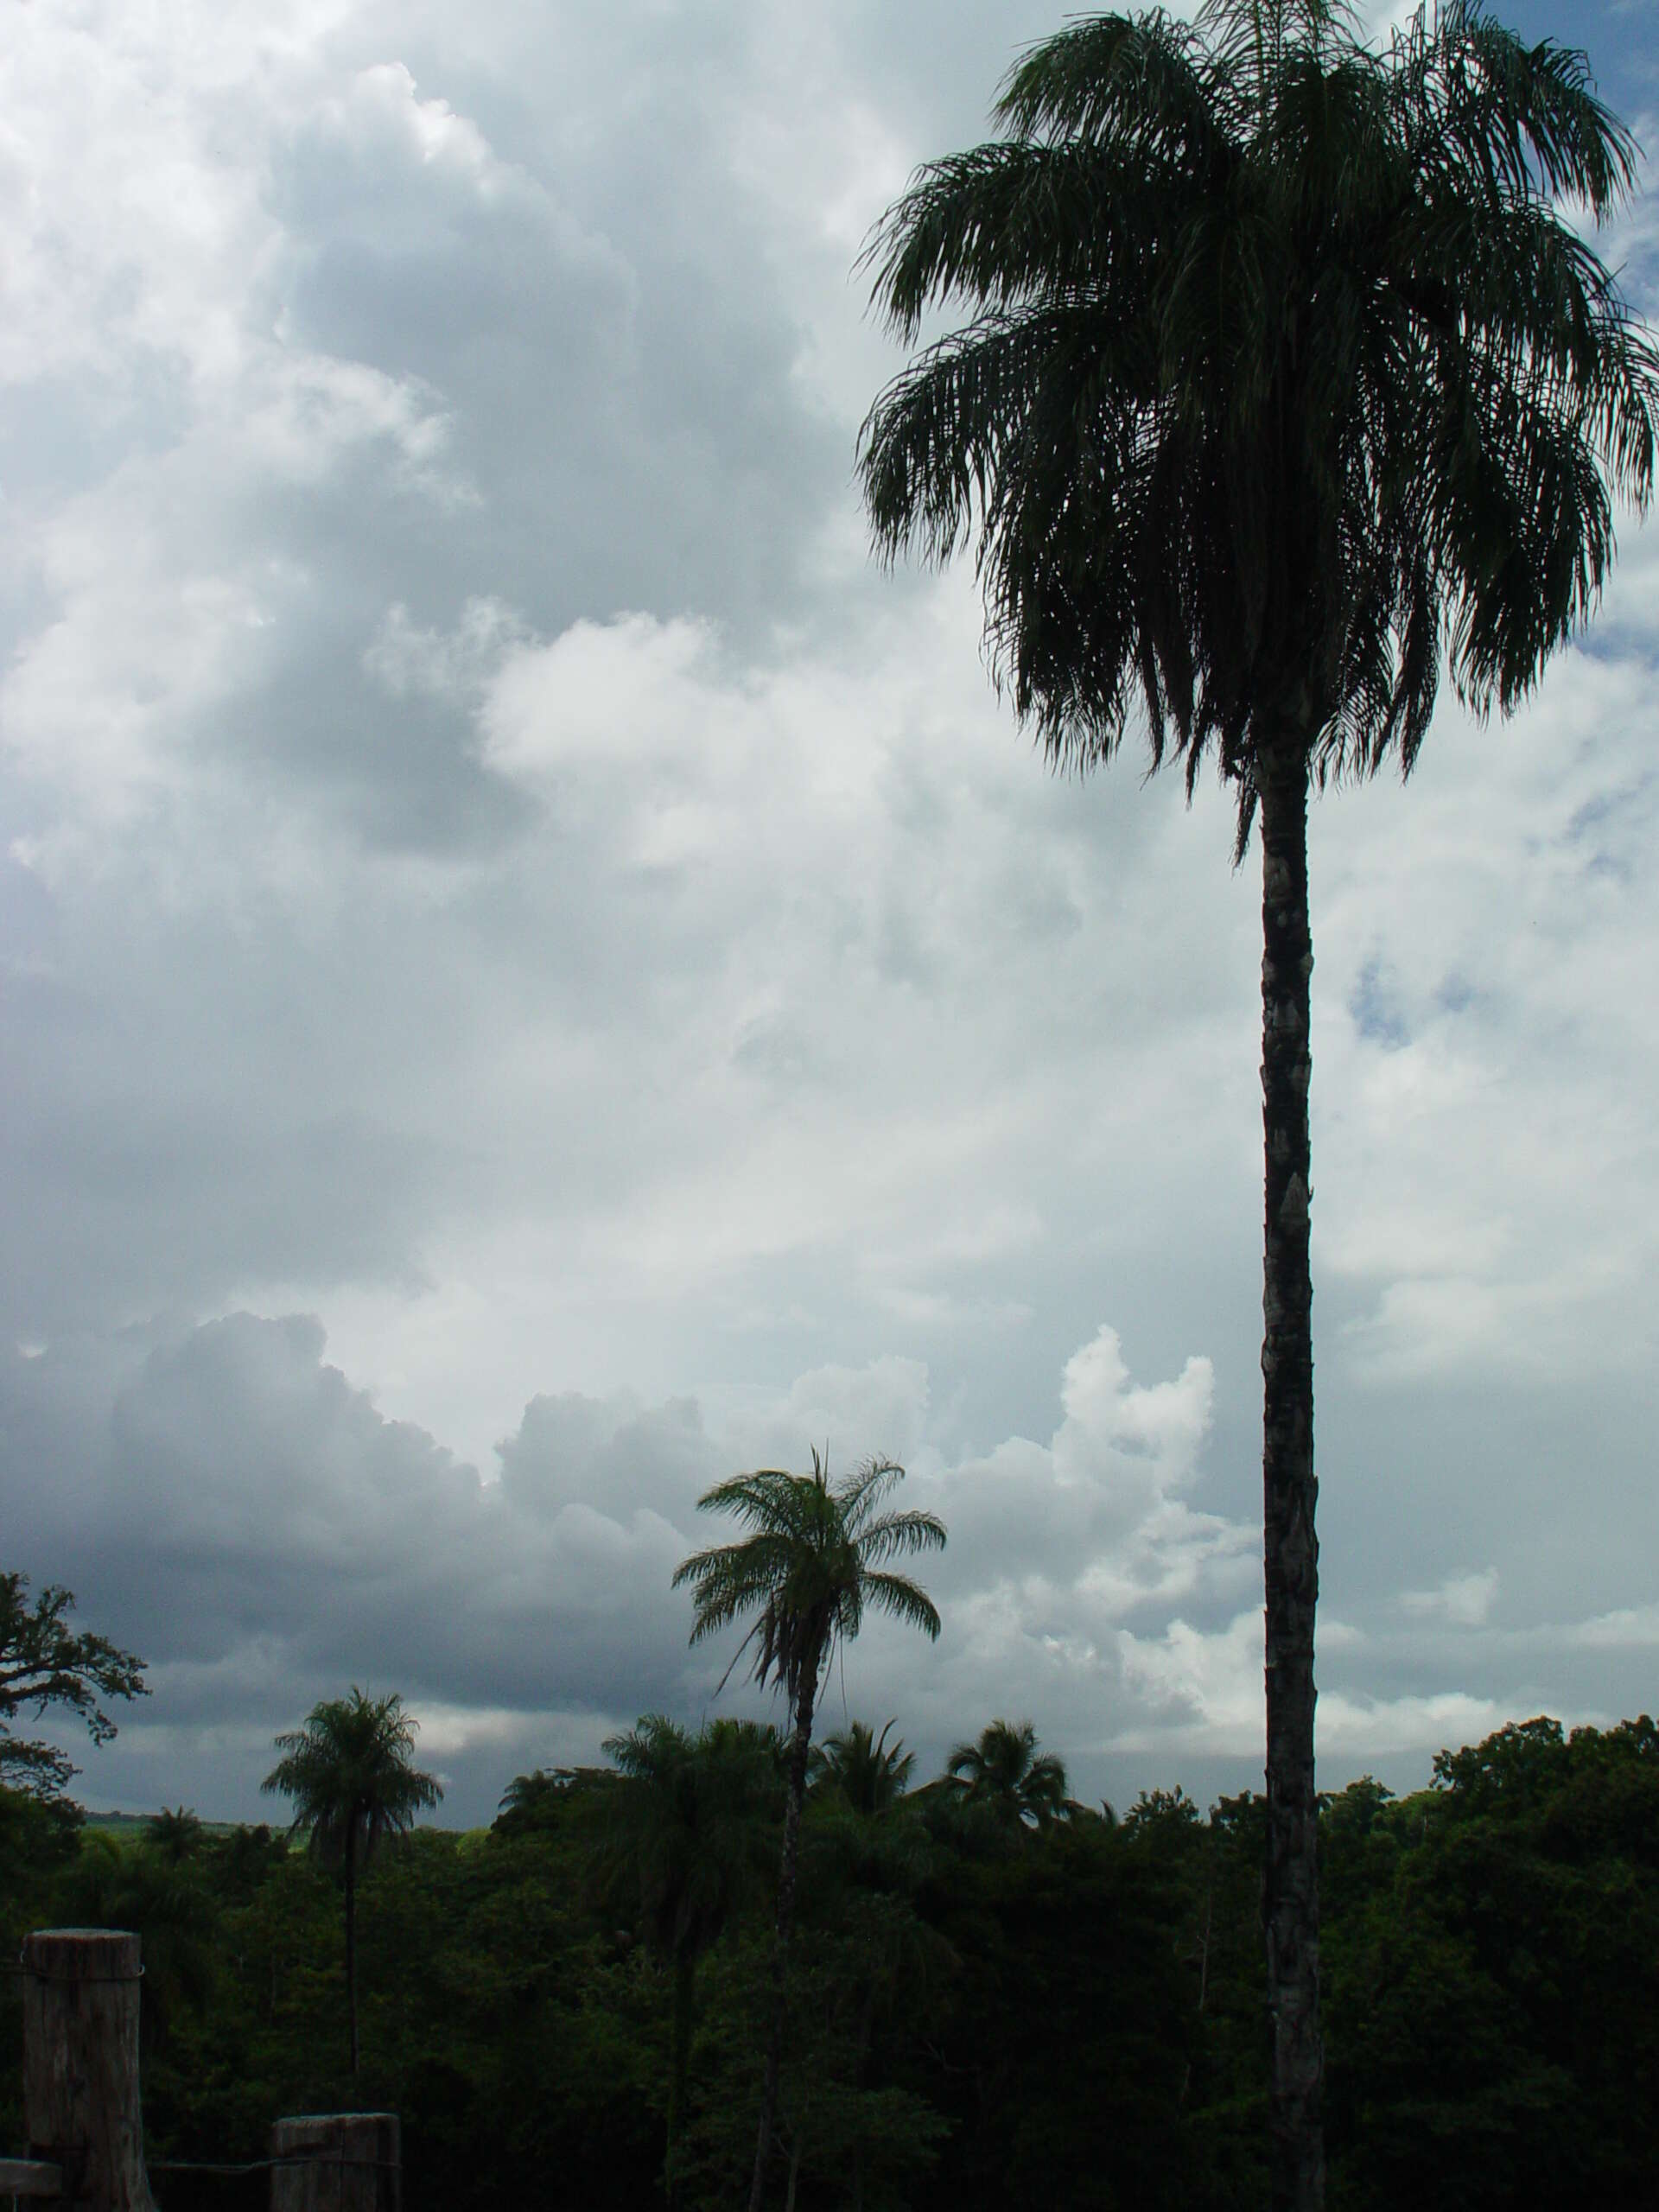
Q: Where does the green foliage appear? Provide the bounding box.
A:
[946,1718,1070,1831]
[1323,1715,1659,2211]
[262,1688,443,1865]
[0,1572,147,1800]
[594,1715,785,2198]
[810,1719,914,1816]
[674,1452,946,1708]
[3,1707,1658,2209]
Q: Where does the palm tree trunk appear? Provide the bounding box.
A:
[747,1656,820,2212]
[1258,734,1323,2212]
[345,1827,359,2078]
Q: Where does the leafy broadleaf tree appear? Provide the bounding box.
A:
[262,1688,442,2075]
[0,1571,146,1800]
[858,5,1657,2202]
[673,1450,946,2212]
[53,1830,219,2055]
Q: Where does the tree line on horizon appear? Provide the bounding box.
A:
[7,1492,1659,2212]
[3,1693,1658,2212]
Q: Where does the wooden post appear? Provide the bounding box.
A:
[270,2115,399,2212]
[22,1929,157,2212]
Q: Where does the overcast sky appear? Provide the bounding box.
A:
[4,0,1657,1827]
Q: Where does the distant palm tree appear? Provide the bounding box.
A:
[495,1766,564,1828]
[674,1450,946,2212]
[493,1765,608,1834]
[600,1715,783,2204]
[860,6,1657,2201]
[947,1719,1070,1831]
[143,1805,205,1863]
[810,1719,914,1817]
[261,1687,442,2074]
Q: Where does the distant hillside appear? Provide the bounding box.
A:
[81,1811,244,1838]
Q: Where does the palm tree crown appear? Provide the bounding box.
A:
[674,1450,946,1704]
[947,1718,1070,1830]
[861,0,1656,841]
[263,1687,441,1866]
[811,1718,916,1817]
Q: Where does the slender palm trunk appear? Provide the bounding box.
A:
[1258,735,1323,2212]
[344,1828,359,2078]
[747,1656,819,2212]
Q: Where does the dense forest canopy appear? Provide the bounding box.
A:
[3,1705,1657,2211]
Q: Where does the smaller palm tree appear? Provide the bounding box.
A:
[493,1766,604,1834]
[674,1449,945,2212]
[143,1805,205,1863]
[600,1715,783,2204]
[947,1719,1070,1832]
[261,1687,442,2074]
[810,1719,914,1817]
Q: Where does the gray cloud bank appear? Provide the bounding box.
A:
[10,1309,1659,1826]
[4,0,1659,1823]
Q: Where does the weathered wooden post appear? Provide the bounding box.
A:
[21,1929,157,2212]
[270,2114,399,2212]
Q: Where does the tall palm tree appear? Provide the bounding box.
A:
[946,1717,1070,1831]
[598,1715,783,2206]
[261,1687,442,2075]
[673,1450,946,2212]
[858,6,1656,2206]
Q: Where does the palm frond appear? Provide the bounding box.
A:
[1405,0,1639,218]
[855,1506,950,1566]
[835,1455,906,1531]
[860,1570,943,1642]
[862,137,1201,345]
[995,13,1230,154]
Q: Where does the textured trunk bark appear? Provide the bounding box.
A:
[1258,737,1323,2212]
[747,1655,820,2212]
[22,1929,158,2212]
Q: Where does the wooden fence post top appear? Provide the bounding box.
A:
[21,1929,143,1977]
[270,2113,400,2212]
[22,1926,155,2212]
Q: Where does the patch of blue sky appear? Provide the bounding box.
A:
[1349,955,1409,1047]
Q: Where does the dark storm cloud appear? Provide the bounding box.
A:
[3,1317,710,1727]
